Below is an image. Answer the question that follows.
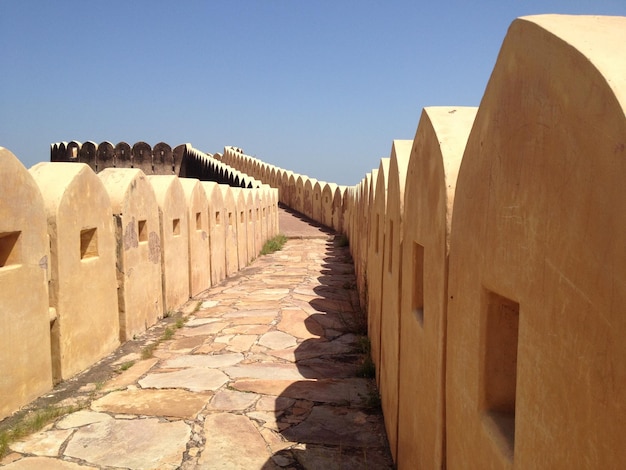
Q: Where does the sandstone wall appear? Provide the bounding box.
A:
[30,162,120,383]
[99,168,164,342]
[445,15,626,469]
[180,178,211,296]
[379,139,412,461]
[367,158,390,388]
[5,13,626,467]
[397,107,476,469]
[0,148,53,418]
[1,154,279,420]
[219,14,626,469]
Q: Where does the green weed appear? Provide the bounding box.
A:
[260,234,288,255]
[0,404,82,458]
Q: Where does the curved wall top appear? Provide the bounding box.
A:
[446,15,626,469]
[396,106,477,469]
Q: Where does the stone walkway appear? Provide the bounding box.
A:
[0,210,393,469]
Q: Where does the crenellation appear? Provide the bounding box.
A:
[148,175,190,313]
[379,139,412,461]
[99,168,164,342]
[3,14,626,468]
[203,181,226,285]
[367,158,390,389]
[79,141,98,173]
[0,149,279,421]
[0,147,53,419]
[179,178,211,296]
[115,142,132,168]
[221,185,239,278]
[29,162,120,383]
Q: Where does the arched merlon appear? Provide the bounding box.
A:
[446,15,626,469]
[29,162,120,383]
[0,148,53,419]
[98,168,164,342]
[396,107,477,470]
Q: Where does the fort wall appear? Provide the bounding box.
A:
[0,148,279,420]
[3,13,626,469]
[220,14,626,469]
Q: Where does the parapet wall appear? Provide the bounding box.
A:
[220,15,626,469]
[0,148,279,420]
[3,13,626,468]
[50,141,261,188]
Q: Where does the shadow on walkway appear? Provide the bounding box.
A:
[261,235,394,469]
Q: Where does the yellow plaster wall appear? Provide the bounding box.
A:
[379,139,412,461]
[148,175,190,312]
[0,148,53,419]
[446,15,626,469]
[396,107,476,470]
[30,162,120,382]
[99,168,163,342]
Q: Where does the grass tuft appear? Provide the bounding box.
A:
[356,354,376,378]
[119,360,135,372]
[336,234,349,247]
[260,234,288,255]
[0,404,82,458]
[140,314,187,359]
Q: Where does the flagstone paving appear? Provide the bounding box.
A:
[1,209,393,469]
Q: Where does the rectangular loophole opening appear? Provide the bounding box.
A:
[388,220,394,273]
[215,211,221,226]
[412,242,424,325]
[482,290,520,460]
[80,228,98,259]
[375,214,380,254]
[262,208,266,219]
[240,211,244,224]
[228,212,233,226]
[172,218,181,236]
[0,231,21,267]
[195,212,202,231]
[248,209,252,221]
[138,220,148,243]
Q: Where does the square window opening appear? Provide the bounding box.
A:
[138,220,148,243]
[80,228,98,259]
[481,289,520,460]
[412,242,424,325]
[0,231,21,267]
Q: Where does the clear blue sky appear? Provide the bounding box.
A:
[2,1,625,186]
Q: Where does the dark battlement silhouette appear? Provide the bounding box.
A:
[50,141,260,188]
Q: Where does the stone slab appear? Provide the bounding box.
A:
[283,406,386,448]
[258,331,298,350]
[56,410,113,429]
[223,363,313,380]
[293,444,393,469]
[10,428,73,457]
[139,368,228,392]
[1,457,94,469]
[231,378,371,405]
[197,413,270,469]
[64,418,190,469]
[102,358,159,392]
[207,389,259,411]
[162,352,243,369]
[92,388,211,418]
